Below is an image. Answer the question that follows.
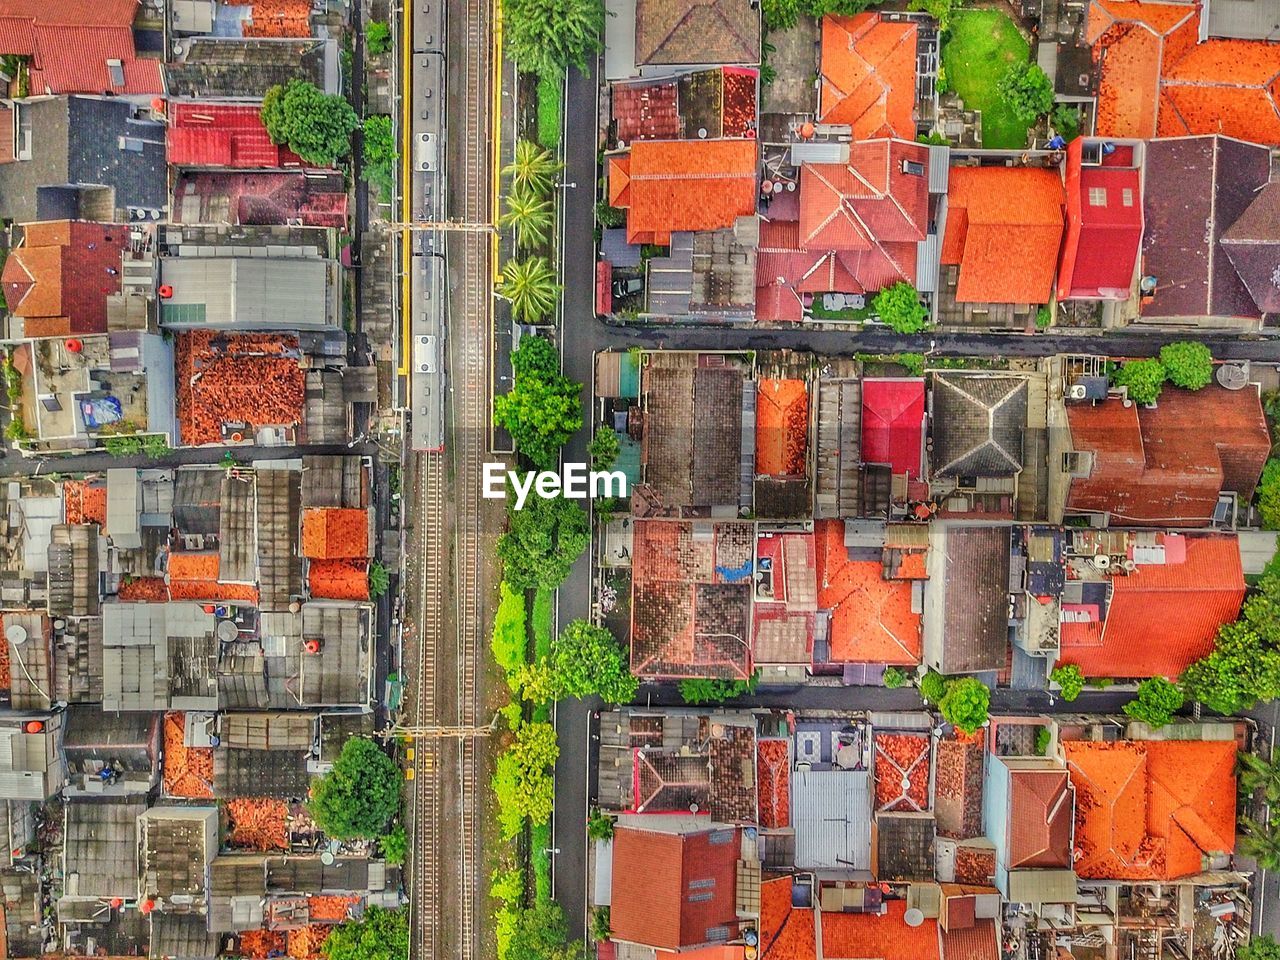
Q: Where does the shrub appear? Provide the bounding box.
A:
[589,428,620,470]
[1259,460,1280,530]
[377,824,407,865]
[536,73,563,150]
[1112,357,1166,405]
[1035,305,1052,329]
[492,581,529,682]
[587,807,614,840]
[308,738,400,839]
[530,821,552,905]
[1159,341,1214,390]
[919,670,947,703]
[368,561,390,599]
[882,666,908,689]
[366,20,391,56]
[678,673,759,705]
[1050,663,1084,702]
[1034,727,1051,756]
[103,434,142,456]
[361,114,396,205]
[142,434,172,459]
[591,907,612,942]
[1050,103,1080,141]
[492,722,558,839]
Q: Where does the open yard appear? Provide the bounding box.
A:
[942,9,1031,149]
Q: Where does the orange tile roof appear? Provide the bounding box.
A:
[756,378,808,477]
[1064,739,1237,880]
[175,331,305,447]
[819,14,918,140]
[227,797,289,851]
[760,877,816,960]
[167,551,261,604]
[609,140,758,244]
[1089,0,1280,143]
[821,900,940,960]
[941,919,998,960]
[815,519,921,664]
[301,508,370,560]
[941,166,1064,304]
[2,220,129,336]
[162,712,214,799]
[307,559,370,600]
[63,480,106,526]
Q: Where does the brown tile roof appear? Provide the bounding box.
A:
[819,14,918,139]
[1,220,128,336]
[935,739,984,839]
[936,526,1010,673]
[929,373,1027,479]
[0,103,14,165]
[1007,767,1073,869]
[610,826,741,952]
[941,918,998,960]
[1220,181,1280,314]
[1065,385,1271,525]
[635,0,760,66]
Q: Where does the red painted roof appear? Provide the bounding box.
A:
[610,826,741,952]
[0,0,162,95]
[168,103,306,169]
[0,220,127,337]
[941,166,1065,304]
[819,14,918,140]
[1065,739,1237,881]
[821,900,940,960]
[861,378,925,478]
[1060,534,1244,679]
[613,80,682,142]
[1065,386,1271,526]
[608,140,757,244]
[1058,139,1143,300]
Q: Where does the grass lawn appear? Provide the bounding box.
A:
[942,10,1032,149]
[535,73,562,150]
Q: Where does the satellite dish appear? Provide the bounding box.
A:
[904,908,925,928]
[320,851,336,866]
[4,625,27,646]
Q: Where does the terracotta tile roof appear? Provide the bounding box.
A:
[760,877,815,960]
[610,826,741,952]
[798,141,930,250]
[756,378,808,477]
[819,14,918,140]
[1065,386,1271,526]
[874,733,930,811]
[167,551,261,604]
[1064,739,1237,880]
[1,220,128,337]
[935,738,984,840]
[306,559,370,600]
[241,0,312,37]
[634,0,760,67]
[168,102,306,169]
[0,103,14,165]
[821,900,940,960]
[63,479,107,526]
[1060,534,1244,678]
[1007,768,1073,868]
[941,166,1064,304]
[300,507,370,560]
[175,331,305,447]
[941,918,998,960]
[613,80,682,141]
[173,171,348,229]
[860,378,926,479]
[1057,138,1143,300]
[816,519,921,664]
[1089,0,1280,143]
[757,739,790,828]
[610,140,758,244]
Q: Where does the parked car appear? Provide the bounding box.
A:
[612,276,644,299]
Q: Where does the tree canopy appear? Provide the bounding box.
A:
[498,493,590,591]
[492,581,529,683]
[361,115,395,205]
[1239,748,1280,804]
[500,257,562,325]
[308,738,401,839]
[589,428,620,470]
[1182,574,1280,714]
[551,620,637,704]
[761,0,871,31]
[872,282,929,334]
[1239,935,1280,960]
[1050,663,1084,702]
[939,677,991,734]
[366,21,391,56]
[503,140,563,195]
[508,901,583,960]
[1112,358,1166,405]
[492,721,558,839]
[995,61,1055,124]
[919,670,947,703]
[1122,677,1183,728]
[260,80,359,167]
[502,186,555,251]
[1159,341,1214,390]
[1258,459,1280,530]
[321,906,408,960]
[494,336,582,468]
[504,0,604,80]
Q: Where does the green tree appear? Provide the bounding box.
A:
[366,21,391,56]
[995,61,1055,124]
[504,140,562,195]
[919,670,947,703]
[1113,357,1167,405]
[502,186,555,251]
[1159,341,1214,390]
[1239,748,1280,804]
[882,666,908,689]
[678,673,759,705]
[260,79,359,167]
[939,677,990,734]
[1050,103,1080,141]
[1239,816,1280,870]
[872,282,929,334]
[321,906,408,960]
[492,581,529,682]
[513,657,560,705]
[1050,663,1085,702]
[551,619,637,704]
[490,866,524,906]
[361,114,396,204]
[498,494,590,591]
[1183,574,1280,713]
[504,0,604,80]
[907,0,962,31]
[308,738,401,839]
[1258,459,1280,529]
[1122,677,1184,728]
[509,901,582,960]
[492,722,559,839]
[377,823,407,865]
[587,807,615,840]
[1240,935,1280,960]
[368,561,390,599]
[511,335,560,379]
[500,257,562,325]
[589,428,620,470]
[493,372,582,468]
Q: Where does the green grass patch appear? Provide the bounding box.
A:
[941,10,1032,149]
[531,822,552,905]
[535,74,562,150]
[808,300,874,323]
[532,588,554,660]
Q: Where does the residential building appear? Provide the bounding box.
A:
[1056,139,1143,301]
[164,38,339,98]
[922,524,1010,675]
[819,14,918,140]
[171,170,348,227]
[632,0,760,74]
[138,806,218,913]
[983,756,1076,904]
[928,372,1028,480]
[860,378,926,482]
[158,253,342,330]
[166,102,308,169]
[611,68,759,143]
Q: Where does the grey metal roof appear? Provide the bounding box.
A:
[54,618,105,704]
[63,798,147,899]
[601,228,642,268]
[159,258,335,329]
[149,912,220,960]
[173,469,223,537]
[2,612,53,710]
[0,867,41,958]
[1205,0,1280,39]
[303,370,350,444]
[930,373,1027,478]
[792,767,871,871]
[106,469,143,550]
[47,524,100,617]
[257,469,303,612]
[300,456,365,509]
[264,856,381,894]
[102,603,218,711]
[140,807,217,908]
[299,603,371,707]
[164,39,333,99]
[62,705,158,789]
[0,715,63,801]
[218,474,257,584]
[220,713,316,751]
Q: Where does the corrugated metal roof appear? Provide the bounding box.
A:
[792,767,871,870]
[106,469,142,549]
[159,258,333,329]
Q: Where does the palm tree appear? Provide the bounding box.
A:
[1239,816,1280,869]
[1241,748,1280,803]
[501,140,561,197]
[499,257,561,325]
[500,186,554,250]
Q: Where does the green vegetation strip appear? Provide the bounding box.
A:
[941,10,1031,149]
[536,74,562,150]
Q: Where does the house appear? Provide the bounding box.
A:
[610,823,744,953]
[1063,739,1236,880]
[0,712,64,800]
[633,0,760,72]
[158,254,342,330]
[166,102,307,169]
[61,707,159,796]
[0,96,167,223]
[819,14,918,140]
[1139,136,1272,325]
[755,140,937,322]
[940,166,1064,305]
[752,530,817,676]
[101,602,220,712]
[608,140,757,245]
[0,0,162,96]
[138,806,218,913]
[611,68,759,143]
[61,798,148,908]
[983,756,1076,904]
[1204,0,1280,40]
[929,373,1028,480]
[172,170,348,227]
[755,378,812,517]
[213,713,316,798]
[794,764,873,871]
[164,38,338,99]
[1056,139,1143,301]
[922,524,1010,675]
[1059,533,1245,679]
[820,899,941,960]
[861,378,926,481]
[1062,384,1271,525]
[1087,0,1280,143]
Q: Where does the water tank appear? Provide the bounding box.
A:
[904,909,925,928]
[1139,275,1158,294]
[4,624,27,646]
